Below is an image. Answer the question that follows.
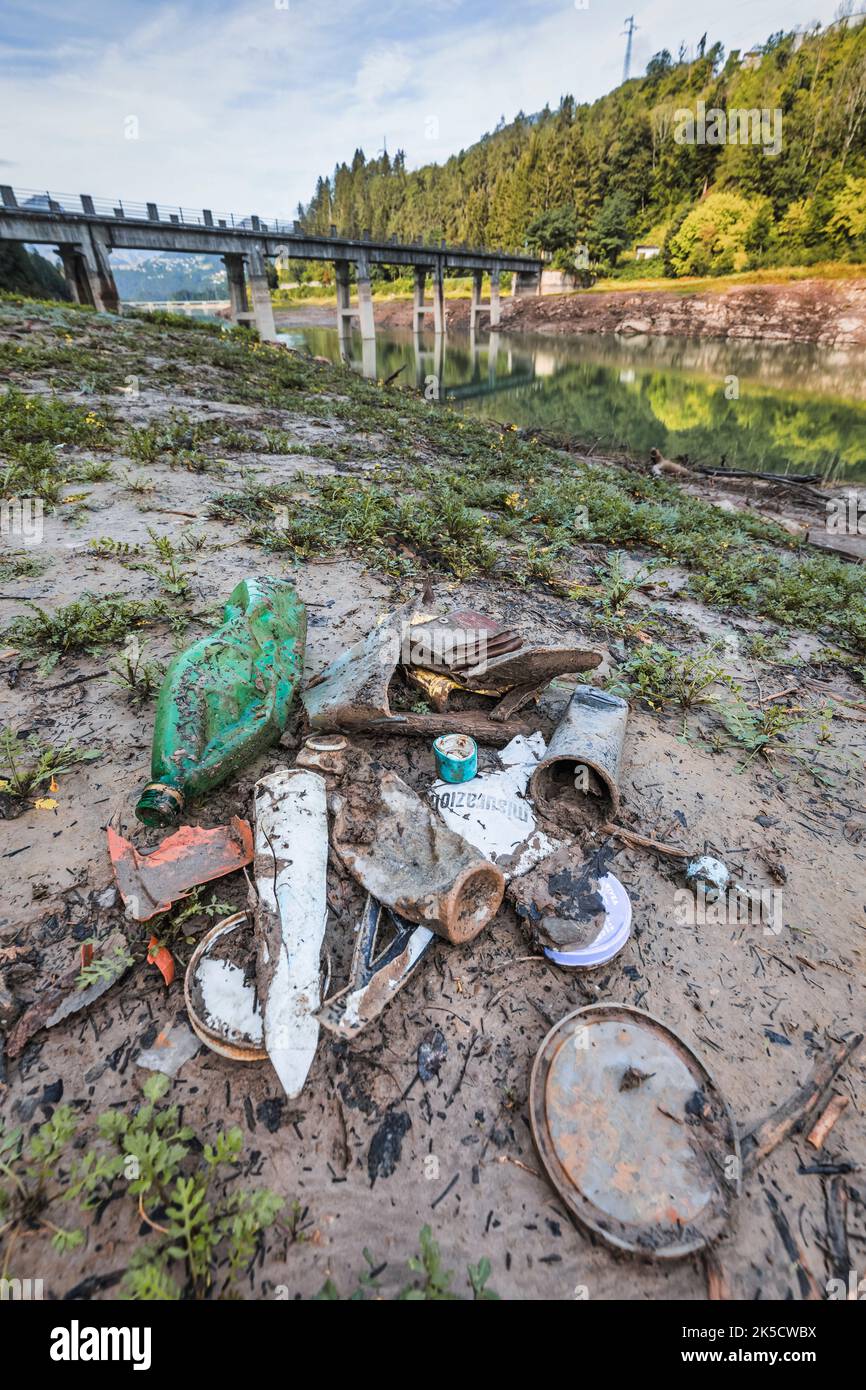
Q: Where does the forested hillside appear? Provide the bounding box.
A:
[298,20,866,276]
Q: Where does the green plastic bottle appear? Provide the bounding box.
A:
[135,577,307,827]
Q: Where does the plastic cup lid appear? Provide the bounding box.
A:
[543,872,632,968]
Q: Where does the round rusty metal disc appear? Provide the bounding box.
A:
[530,1004,741,1258]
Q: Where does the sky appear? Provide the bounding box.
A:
[0,0,850,220]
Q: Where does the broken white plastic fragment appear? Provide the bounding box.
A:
[429,732,561,881]
[253,767,328,1099]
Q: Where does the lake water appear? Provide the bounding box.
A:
[277,323,866,482]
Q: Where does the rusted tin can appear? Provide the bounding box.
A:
[530,686,628,817]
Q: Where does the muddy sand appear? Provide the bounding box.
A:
[0,297,864,1301]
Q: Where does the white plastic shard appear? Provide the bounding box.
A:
[252,767,328,1098]
[428,732,561,881]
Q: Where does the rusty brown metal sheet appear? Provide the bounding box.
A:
[530,1004,740,1259]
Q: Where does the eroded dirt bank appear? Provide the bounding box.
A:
[0,297,864,1302]
[361,276,866,346]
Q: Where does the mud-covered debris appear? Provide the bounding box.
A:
[6,929,132,1058]
[108,817,253,922]
[685,855,730,903]
[317,894,434,1039]
[251,767,328,1099]
[137,1019,201,1076]
[430,731,560,881]
[368,1110,411,1183]
[418,1027,448,1082]
[298,737,505,944]
[136,576,307,827]
[302,594,602,743]
[530,687,628,823]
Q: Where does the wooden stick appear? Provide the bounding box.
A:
[741,1033,863,1175]
[704,1249,731,1300]
[765,1192,823,1300]
[806,1094,849,1150]
[602,821,691,859]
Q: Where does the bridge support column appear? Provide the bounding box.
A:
[79,226,119,313]
[432,263,446,335]
[247,244,278,342]
[413,267,427,330]
[223,254,250,326]
[356,257,375,342]
[470,270,483,327]
[489,269,501,327]
[513,268,541,299]
[58,245,94,306]
[334,259,355,357]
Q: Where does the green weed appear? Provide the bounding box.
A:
[4,593,170,671]
[610,642,735,710]
[0,727,101,801]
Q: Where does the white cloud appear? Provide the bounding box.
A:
[0,0,847,221]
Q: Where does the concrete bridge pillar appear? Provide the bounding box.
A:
[76,226,119,313]
[334,258,354,354]
[223,253,250,325]
[413,267,427,330]
[58,245,94,306]
[489,269,501,327]
[246,243,278,342]
[470,270,483,327]
[355,256,375,342]
[432,262,446,335]
[513,268,541,299]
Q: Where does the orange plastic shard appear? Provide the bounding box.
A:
[108,818,253,922]
[147,937,176,987]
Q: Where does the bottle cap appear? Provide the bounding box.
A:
[135,782,185,827]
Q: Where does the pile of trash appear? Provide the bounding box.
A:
[14,575,860,1267]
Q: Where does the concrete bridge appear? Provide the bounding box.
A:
[0,186,543,346]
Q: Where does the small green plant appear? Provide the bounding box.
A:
[144,529,193,601]
[0,1108,86,1274]
[317,1225,500,1301]
[88,536,142,560]
[593,551,662,615]
[154,887,234,945]
[0,727,101,801]
[720,699,807,767]
[120,469,157,496]
[0,549,48,583]
[77,1074,284,1300]
[76,938,135,990]
[110,637,165,705]
[610,642,734,710]
[5,593,169,670]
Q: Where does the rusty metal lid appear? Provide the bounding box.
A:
[529,1004,740,1258]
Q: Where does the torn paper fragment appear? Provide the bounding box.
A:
[429,732,560,881]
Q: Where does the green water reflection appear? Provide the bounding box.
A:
[278,325,866,481]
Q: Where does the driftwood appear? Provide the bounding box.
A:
[824,1177,850,1284]
[765,1192,823,1300]
[806,1093,849,1150]
[740,1032,863,1175]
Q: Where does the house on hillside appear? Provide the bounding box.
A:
[635,244,660,261]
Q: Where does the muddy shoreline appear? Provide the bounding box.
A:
[277,275,866,347]
[1,297,864,1302]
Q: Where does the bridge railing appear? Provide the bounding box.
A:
[0,186,301,235]
[0,186,533,261]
